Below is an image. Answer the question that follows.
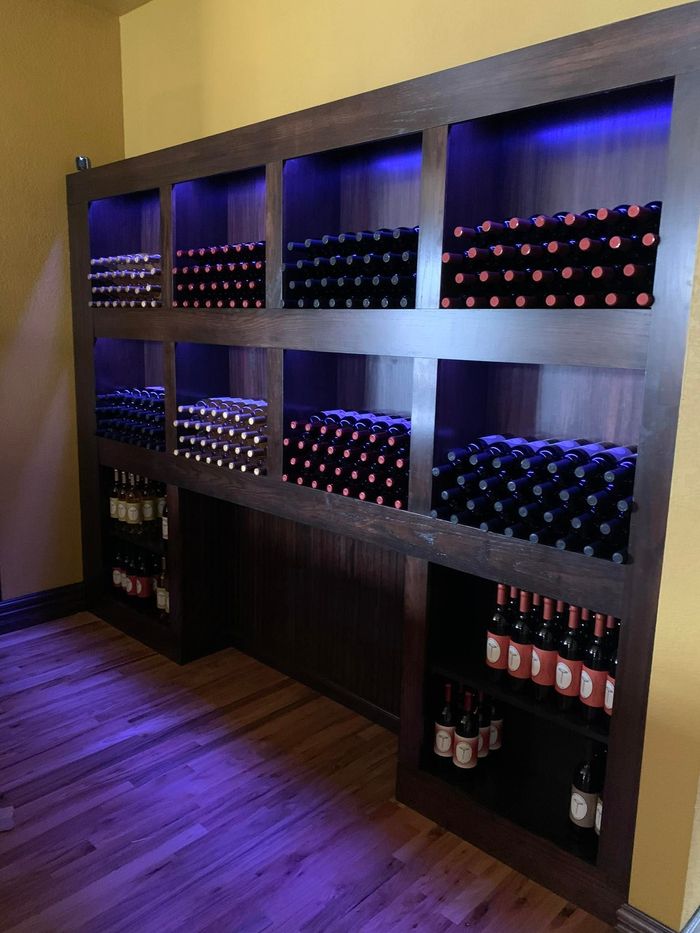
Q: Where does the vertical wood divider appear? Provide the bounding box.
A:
[266,348,284,478]
[68,200,102,599]
[160,185,173,308]
[164,483,184,662]
[415,125,448,310]
[408,358,438,514]
[597,71,700,887]
[265,161,283,309]
[163,342,178,459]
[398,556,430,768]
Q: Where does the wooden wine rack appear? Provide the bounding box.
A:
[67,4,700,925]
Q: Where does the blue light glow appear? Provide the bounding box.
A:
[531,102,673,146]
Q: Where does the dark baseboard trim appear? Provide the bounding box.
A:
[0,582,87,635]
[618,905,700,933]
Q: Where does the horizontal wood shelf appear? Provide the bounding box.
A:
[397,763,622,924]
[96,437,626,616]
[430,657,610,745]
[107,526,166,556]
[92,307,650,369]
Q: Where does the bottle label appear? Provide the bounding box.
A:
[604,675,615,715]
[126,503,142,524]
[452,735,478,768]
[595,797,603,836]
[117,501,127,521]
[156,587,167,610]
[486,631,509,669]
[142,499,155,521]
[434,723,455,757]
[579,666,607,708]
[112,568,121,587]
[570,787,598,828]
[508,642,532,679]
[162,516,169,540]
[489,719,503,750]
[555,658,582,696]
[124,574,136,595]
[109,497,118,519]
[478,725,490,758]
[157,497,166,518]
[165,591,170,614]
[531,647,557,686]
[136,576,152,598]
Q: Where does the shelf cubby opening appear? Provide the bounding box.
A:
[423,563,606,864]
[173,168,266,310]
[441,80,673,310]
[89,189,161,262]
[283,349,413,505]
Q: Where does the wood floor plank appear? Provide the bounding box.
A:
[0,615,611,933]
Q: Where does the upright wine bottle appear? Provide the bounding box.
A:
[434,682,455,758]
[579,613,609,721]
[477,691,490,759]
[531,597,559,701]
[556,605,584,710]
[485,583,510,679]
[604,647,618,718]
[570,747,604,839]
[489,699,503,751]
[508,590,533,689]
[452,690,479,770]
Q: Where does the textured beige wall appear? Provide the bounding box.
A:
[0,0,124,599]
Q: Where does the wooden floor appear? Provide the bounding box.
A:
[0,614,611,933]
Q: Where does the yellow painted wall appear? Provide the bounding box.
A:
[0,0,124,599]
[115,1,696,929]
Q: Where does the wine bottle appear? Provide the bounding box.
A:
[579,613,609,721]
[508,589,533,688]
[135,553,153,599]
[531,597,559,701]
[570,748,604,838]
[477,691,490,759]
[489,699,504,750]
[604,645,618,718]
[485,583,510,678]
[452,689,479,770]
[556,606,584,710]
[156,557,169,621]
[434,682,455,758]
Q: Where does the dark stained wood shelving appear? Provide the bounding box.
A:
[69,6,700,925]
[92,306,651,370]
[96,437,626,617]
[107,526,165,556]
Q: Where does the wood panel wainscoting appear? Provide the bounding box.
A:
[0,613,610,932]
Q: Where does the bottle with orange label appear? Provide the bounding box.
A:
[508,590,533,689]
[485,583,511,679]
[453,689,479,770]
[556,605,584,710]
[604,645,618,718]
[579,613,609,721]
[434,682,455,759]
[531,596,559,701]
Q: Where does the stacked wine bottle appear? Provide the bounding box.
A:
[283,409,411,508]
[283,226,418,309]
[173,396,268,475]
[485,583,619,724]
[173,241,265,309]
[432,434,636,562]
[107,469,170,622]
[440,202,661,310]
[89,253,162,308]
[96,386,166,450]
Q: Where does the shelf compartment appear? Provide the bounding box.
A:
[92,307,651,370]
[442,81,673,305]
[89,189,160,262]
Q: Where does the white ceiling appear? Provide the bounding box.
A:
[78,0,152,15]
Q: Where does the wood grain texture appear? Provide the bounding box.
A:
[407,358,438,515]
[264,161,283,309]
[598,69,700,890]
[92,307,652,370]
[0,613,610,933]
[67,3,700,202]
[95,436,627,617]
[416,126,448,310]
